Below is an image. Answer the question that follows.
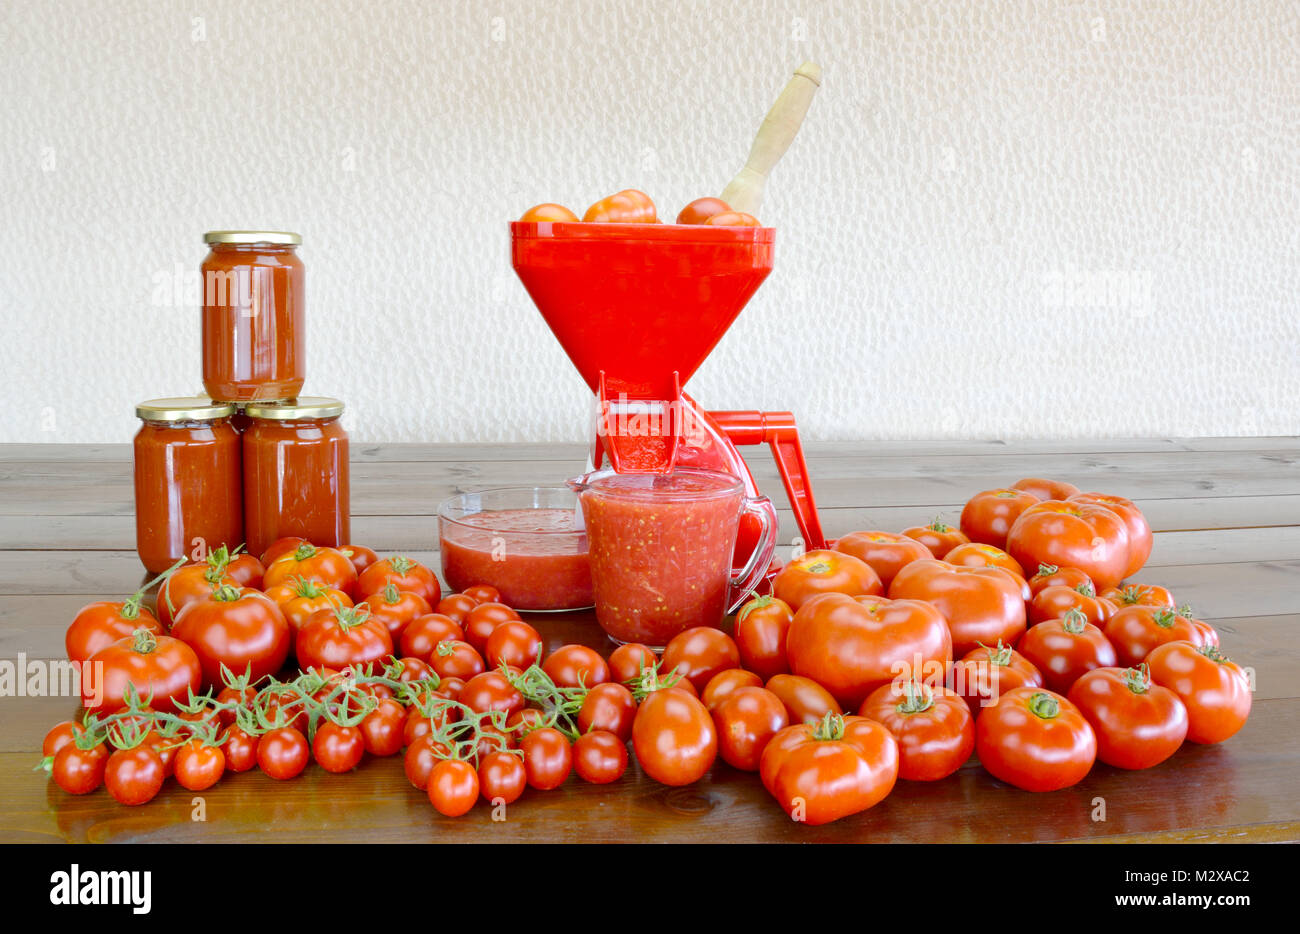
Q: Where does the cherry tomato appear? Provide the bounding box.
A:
[104,746,166,806]
[543,644,610,689]
[701,669,763,712]
[485,620,543,670]
[257,727,310,780]
[948,641,1043,714]
[1007,500,1131,592]
[429,640,485,681]
[607,643,660,683]
[459,671,524,716]
[478,750,528,803]
[1104,605,1218,668]
[1067,666,1188,769]
[859,681,974,781]
[520,203,579,223]
[662,628,740,693]
[83,628,203,714]
[51,742,108,795]
[312,721,365,773]
[889,559,1027,657]
[66,599,162,665]
[573,731,629,784]
[221,725,259,773]
[404,734,450,790]
[765,674,842,726]
[463,602,522,653]
[1011,477,1080,502]
[577,682,637,741]
[772,549,882,610]
[1145,642,1251,744]
[462,585,502,605]
[632,687,716,786]
[428,760,479,816]
[172,586,292,688]
[734,595,793,681]
[399,613,466,662]
[42,721,85,759]
[676,197,731,225]
[360,584,432,645]
[435,593,478,625]
[901,518,969,560]
[520,727,572,790]
[833,531,933,590]
[173,740,225,791]
[295,604,394,672]
[706,211,760,226]
[960,488,1040,550]
[759,714,898,825]
[1068,492,1152,579]
[712,686,789,771]
[582,189,657,223]
[356,556,440,606]
[263,543,359,598]
[975,688,1096,792]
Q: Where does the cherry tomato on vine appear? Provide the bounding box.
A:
[478,750,528,803]
[485,620,543,670]
[42,721,84,759]
[221,725,259,773]
[459,671,524,717]
[104,746,166,806]
[607,643,659,683]
[519,728,572,790]
[429,640,484,681]
[428,759,479,816]
[577,681,638,741]
[174,740,225,791]
[257,727,310,780]
[313,722,365,773]
[51,742,108,795]
[400,614,466,661]
[573,731,629,784]
[463,602,522,653]
[543,644,609,689]
[435,594,478,626]
[404,734,450,790]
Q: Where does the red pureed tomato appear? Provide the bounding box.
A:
[171,585,291,688]
[859,680,974,782]
[760,714,898,825]
[975,687,1096,792]
[1067,666,1188,769]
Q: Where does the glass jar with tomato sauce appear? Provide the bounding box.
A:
[133,398,244,574]
[201,231,305,403]
[242,398,349,558]
[572,469,776,648]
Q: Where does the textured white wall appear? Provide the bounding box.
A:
[1,0,1297,444]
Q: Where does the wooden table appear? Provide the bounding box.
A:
[2,439,1297,843]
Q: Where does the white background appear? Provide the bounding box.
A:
[2,0,1297,444]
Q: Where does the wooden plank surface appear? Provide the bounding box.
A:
[1,438,1296,843]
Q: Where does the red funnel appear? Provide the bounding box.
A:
[511,221,774,471]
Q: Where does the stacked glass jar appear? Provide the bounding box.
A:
[132,232,350,571]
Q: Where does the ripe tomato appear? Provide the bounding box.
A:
[42,721,84,759]
[428,760,479,816]
[172,586,292,687]
[764,674,842,726]
[1017,610,1118,693]
[399,614,465,660]
[577,682,638,741]
[342,544,379,575]
[889,559,1027,657]
[260,536,309,566]
[257,727,310,780]
[220,551,265,590]
[676,197,731,225]
[435,593,478,625]
[296,604,394,672]
[462,585,502,605]
[356,556,440,606]
[462,602,522,652]
[573,731,629,784]
[404,734,450,790]
[1006,501,1131,592]
[975,688,1096,792]
[1028,564,1094,597]
[707,211,760,226]
[221,725,259,773]
[263,577,353,633]
[359,584,432,645]
[520,203,580,223]
[943,542,1026,584]
[760,714,898,825]
[734,595,793,681]
[428,640,485,681]
[773,549,882,611]
[520,727,572,790]
[1028,583,1116,626]
[712,686,789,771]
[157,562,237,629]
[312,721,365,773]
[662,628,740,692]
[582,189,657,223]
[785,594,951,708]
[264,544,359,598]
[833,531,933,590]
[66,599,162,665]
[948,641,1043,714]
[485,620,543,670]
[1146,642,1251,744]
[859,681,974,781]
[477,750,528,803]
[174,740,225,791]
[700,669,763,712]
[960,489,1040,549]
[1011,477,1080,502]
[51,742,108,795]
[83,629,203,714]
[1068,666,1188,769]
[104,746,166,806]
[1101,583,1176,609]
[1068,492,1152,579]
[542,644,610,689]
[901,518,969,560]
[1104,605,1218,668]
[458,671,524,716]
[607,642,659,683]
[632,686,717,786]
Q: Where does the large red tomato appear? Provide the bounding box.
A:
[888,559,1026,657]
[772,549,882,610]
[960,489,1040,549]
[355,556,441,606]
[263,544,359,598]
[901,519,969,560]
[1006,500,1131,592]
[832,531,932,590]
[66,599,162,665]
[759,714,898,825]
[785,594,951,708]
[1067,666,1188,769]
[948,641,1043,714]
[1145,642,1251,744]
[858,681,974,781]
[1103,605,1218,668]
[1068,492,1152,579]
[157,562,237,629]
[82,628,202,713]
[171,586,291,687]
[975,687,1096,792]
[1016,609,1119,694]
[295,605,394,673]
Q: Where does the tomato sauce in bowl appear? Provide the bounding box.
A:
[438,489,592,612]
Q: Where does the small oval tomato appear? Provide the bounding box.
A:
[356,556,440,606]
[477,750,528,803]
[859,681,974,781]
[901,518,969,560]
[833,531,933,590]
[975,688,1096,792]
[263,543,359,598]
[542,644,610,689]
[583,189,657,223]
[676,197,732,225]
[772,549,882,610]
[1145,642,1251,744]
[51,742,108,795]
[1012,477,1081,502]
[1104,605,1218,668]
[573,731,629,784]
[632,686,716,786]
[734,595,793,681]
[295,604,394,673]
[1028,564,1094,597]
[662,628,740,693]
[1068,492,1152,579]
[1006,501,1131,592]
[104,746,166,806]
[173,740,225,791]
[428,759,480,816]
[960,489,1040,550]
[765,674,842,726]
[428,640,485,681]
[889,560,1027,657]
[1101,583,1176,609]
[484,620,543,670]
[360,584,432,645]
[1028,583,1116,627]
[712,686,789,771]
[520,202,580,223]
[312,721,365,773]
[1068,666,1188,769]
[42,721,84,759]
[700,669,763,712]
[399,614,465,660]
[66,599,162,665]
[171,585,292,687]
[463,602,522,653]
[577,682,638,741]
[83,628,203,714]
[607,642,660,683]
[520,727,572,790]
[1017,610,1119,694]
[948,641,1044,714]
[257,727,310,780]
[760,714,898,825]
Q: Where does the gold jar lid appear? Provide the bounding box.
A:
[244,397,344,420]
[136,397,237,422]
[203,230,302,245]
